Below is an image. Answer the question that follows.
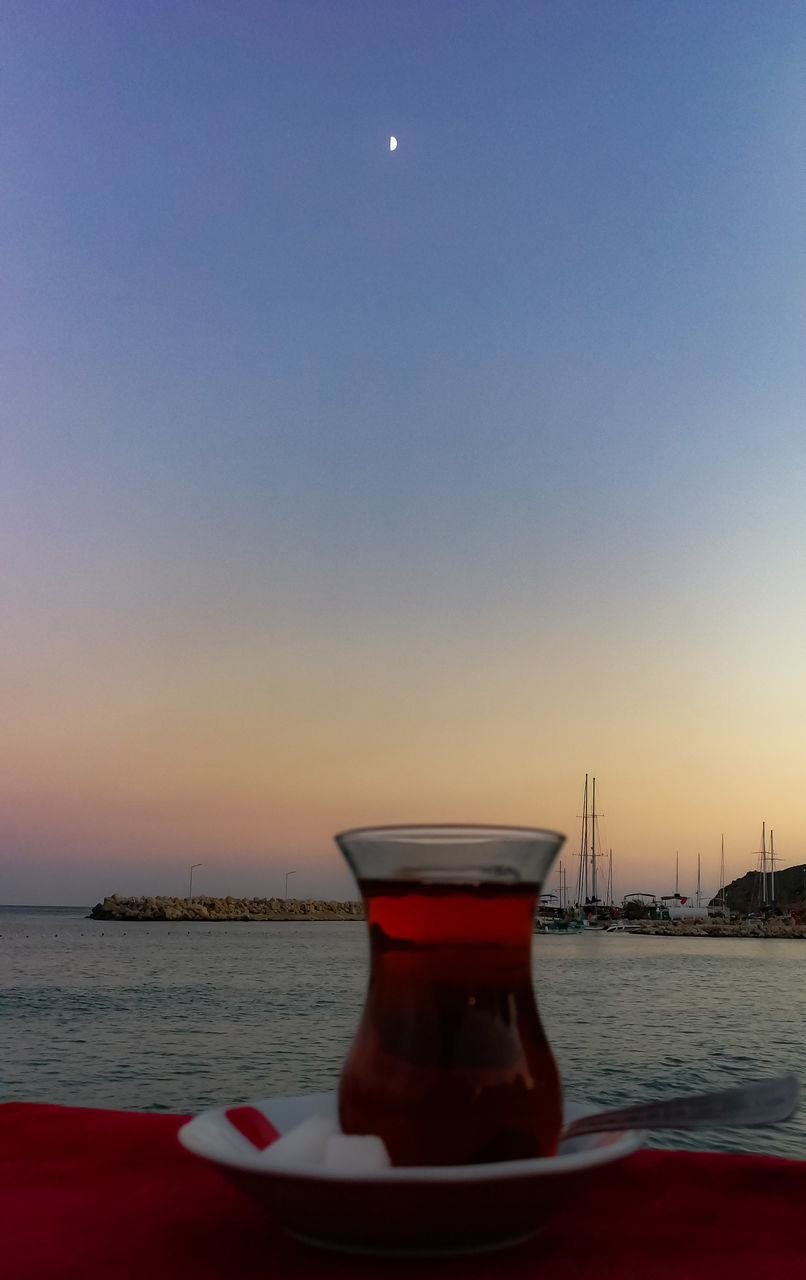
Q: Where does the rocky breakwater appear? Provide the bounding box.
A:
[89,894,365,922]
[635,918,806,940]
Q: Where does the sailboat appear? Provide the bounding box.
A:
[574,774,613,924]
[751,822,777,912]
[538,775,615,932]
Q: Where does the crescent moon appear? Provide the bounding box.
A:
[389,136,398,151]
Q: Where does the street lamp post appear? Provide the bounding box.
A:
[284,869,297,899]
[189,862,202,900]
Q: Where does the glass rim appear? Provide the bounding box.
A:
[335,823,566,843]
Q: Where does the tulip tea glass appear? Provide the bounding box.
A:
[336,824,566,1166]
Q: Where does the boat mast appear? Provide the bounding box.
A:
[761,822,767,906]
[720,834,727,919]
[576,774,589,909]
[770,829,775,906]
[696,853,701,907]
[590,776,598,904]
[675,851,679,895]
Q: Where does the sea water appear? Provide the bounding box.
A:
[1,905,804,1158]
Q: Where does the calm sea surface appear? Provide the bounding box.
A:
[2,905,804,1158]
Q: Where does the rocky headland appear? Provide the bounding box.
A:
[89,894,364,922]
[711,862,806,915]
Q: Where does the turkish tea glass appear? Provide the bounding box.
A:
[336,824,565,1166]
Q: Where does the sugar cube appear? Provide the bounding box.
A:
[323,1134,391,1171]
[256,1114,339,1168]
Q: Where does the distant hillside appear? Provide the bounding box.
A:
[711,863,806,913]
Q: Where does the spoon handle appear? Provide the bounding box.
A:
[561,1074,800,1143]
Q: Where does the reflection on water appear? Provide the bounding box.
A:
[1,906,803,1158]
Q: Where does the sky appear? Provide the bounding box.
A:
[2,1,804,905]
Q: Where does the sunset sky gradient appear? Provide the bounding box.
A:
[3,1,804,904]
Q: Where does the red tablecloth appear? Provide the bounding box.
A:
[0,1101,803,1279]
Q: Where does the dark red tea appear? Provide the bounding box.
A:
[338,878,562,1166]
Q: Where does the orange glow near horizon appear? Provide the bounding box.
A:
[3,600,802,904]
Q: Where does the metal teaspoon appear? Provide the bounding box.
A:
[560,1074,800,1143]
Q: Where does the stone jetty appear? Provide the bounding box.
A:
[89,894,364,922]
[632,919,806,939]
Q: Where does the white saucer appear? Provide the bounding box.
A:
[178,1092,644,1256]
